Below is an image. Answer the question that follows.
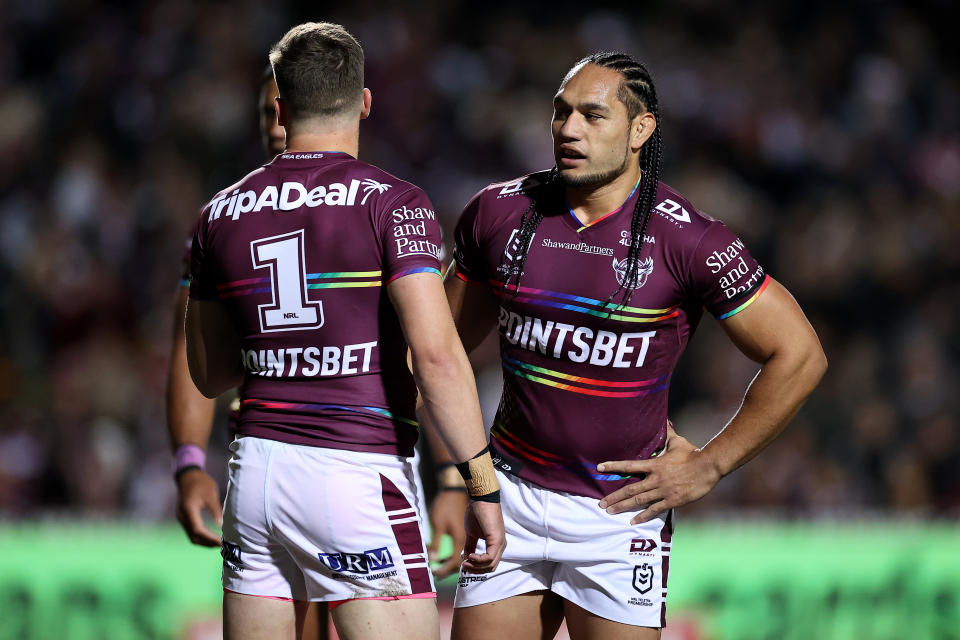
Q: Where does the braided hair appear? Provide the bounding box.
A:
[500,52,664,311]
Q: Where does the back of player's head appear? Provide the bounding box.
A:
[260,63,275,87]
[269,22,364,120]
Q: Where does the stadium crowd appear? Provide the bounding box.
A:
[0,0,956,519]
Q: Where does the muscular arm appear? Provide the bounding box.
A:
[417,270,500,576]
[167,288,217,450]
[698,278,827,476]
[388,272,493,466]
[388,271,504,572]
[598,278,827,523]
[165,287,222,546]
[443,270,500,352]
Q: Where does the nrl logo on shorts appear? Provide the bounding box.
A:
[633,563,654,594]
[612,256,654,289]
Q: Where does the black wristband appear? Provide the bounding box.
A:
[469,490,500,504]
[439,486,469,493]
[174,465,202,482]
[454,445,490,480]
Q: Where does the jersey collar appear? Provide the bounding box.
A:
[564,175,642,234]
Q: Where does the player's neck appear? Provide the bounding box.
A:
[284,125,360,158]
[565,165,642,225]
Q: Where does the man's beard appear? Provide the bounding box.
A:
[558,145,631,188]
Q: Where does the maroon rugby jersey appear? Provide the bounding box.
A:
[454,171,770,498]
[190,151,443,456]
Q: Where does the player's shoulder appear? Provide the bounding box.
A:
[464,169,554,225]
[345,157,425,202]
[477,169,553,204]
[649,181,726,242]
[201,165,269,213]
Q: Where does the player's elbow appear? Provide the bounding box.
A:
[186,349,235,399]
[795,340,828,392]
[410,341,466,386]
[191,370,237,399]
[192,378,222,399]
[187,363,217,399]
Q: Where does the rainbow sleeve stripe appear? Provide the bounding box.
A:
[217,277,271,298]
[307,270,382,289]
[242,398,418,427]
[490,280,679,324]
[385,266,442,284]
[716,274,771,320]
[216,271,384,298]
[501,355,669,398]
[178,278,190,288]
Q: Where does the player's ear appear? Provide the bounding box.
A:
[631,112,656,153]
[275,97,288,127]
[360,88,372,120]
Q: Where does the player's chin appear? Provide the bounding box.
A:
[556,165,580,183]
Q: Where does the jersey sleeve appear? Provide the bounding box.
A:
[689,221,770,319]
[189,214,219,300]
[378,186,443,283]
[452,191,487,283]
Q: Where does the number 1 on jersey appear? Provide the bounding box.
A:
[251,229,324,333]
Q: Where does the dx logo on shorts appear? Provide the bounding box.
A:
[318,547,394,574]
[633,563,654,594]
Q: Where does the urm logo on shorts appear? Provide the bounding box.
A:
[318,547,394,574]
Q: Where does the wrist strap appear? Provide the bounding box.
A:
[174,465,202,482]
[455,446,500,501]
[174,444,206,479]
[469,489,500,503]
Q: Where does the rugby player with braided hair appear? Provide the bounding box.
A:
[443,52,826,639]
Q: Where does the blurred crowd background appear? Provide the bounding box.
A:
[0,0,957,521]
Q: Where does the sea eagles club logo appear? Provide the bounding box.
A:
[612,256,654,289]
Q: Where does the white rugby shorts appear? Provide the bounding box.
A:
[454,470,673,628]
[220,436,435,602]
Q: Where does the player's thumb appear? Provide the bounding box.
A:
[462,532,479,558]
[209,495,224,528]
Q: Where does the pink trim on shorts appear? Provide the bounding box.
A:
[328,592,436,611]
[223,588,298,603]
